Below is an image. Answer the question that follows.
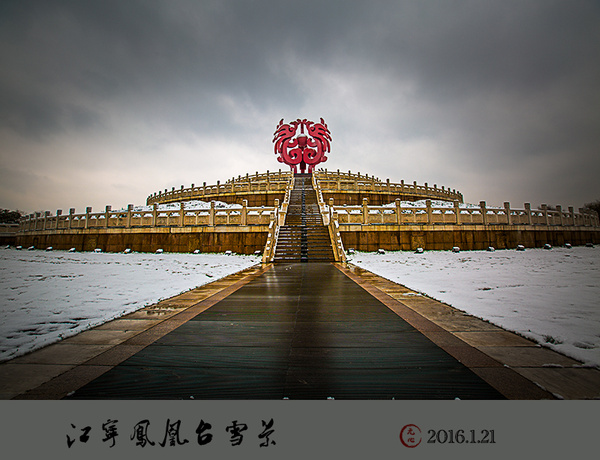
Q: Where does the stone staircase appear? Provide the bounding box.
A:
[273,174,335,263]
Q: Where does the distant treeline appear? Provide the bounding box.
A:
[0,209,23,224]
[584,200,600,216]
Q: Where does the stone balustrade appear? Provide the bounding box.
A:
[12,169,599,254]
[18,201,276,233]
[333,199,600,228]
[314,169,464,203]
[147,170,293,205]
[312,174,347,262]
[0,223,19,234]
[262,176,294,263]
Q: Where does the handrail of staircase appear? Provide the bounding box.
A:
[312,175,347,263]
[261,175,294,263]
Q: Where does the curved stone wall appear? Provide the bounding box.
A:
[146,170,292,207]
[147,169,464,208]
[314,170,464,205]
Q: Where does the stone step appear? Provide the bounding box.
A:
[272,172,335,262]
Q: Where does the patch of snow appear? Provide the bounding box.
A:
[349,247,600,368]
[0,248,260,363]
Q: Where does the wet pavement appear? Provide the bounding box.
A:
[64,263,504,399]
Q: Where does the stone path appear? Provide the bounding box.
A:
[2,263,599,399]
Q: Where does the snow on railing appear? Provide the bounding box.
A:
[19,200,277,232]
[332,199,600,227]
[148,170,293,205]
[312,175,347,262]
[262,176,295,263]
[313,169,464,203]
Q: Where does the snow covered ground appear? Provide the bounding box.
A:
[0,248,260,363]
[349,246,600,368]
[1,246,598,369]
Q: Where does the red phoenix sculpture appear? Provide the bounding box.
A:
[273,118,331,173]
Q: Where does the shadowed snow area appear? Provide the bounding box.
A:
[350,247,600,368]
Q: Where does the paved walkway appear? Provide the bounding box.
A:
[3,263,600,399]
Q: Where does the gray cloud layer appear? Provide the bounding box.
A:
[1,0,599,212]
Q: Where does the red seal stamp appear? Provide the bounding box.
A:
[400,424,422,448]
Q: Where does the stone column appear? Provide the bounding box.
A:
[179,202,184,227]
[504,202,512,225]
[209,201,215,226]
[480,201,487,225]
[85,207,92,229]
[362,198,369,225]
[273,199,280,225]
[568,206,575,226]
[69,208,75,229]
[105,206,111,228]
[126,204,133,228]
[541,204,549,226]
[426,200,432,224]
[525,203,532,225]
[556,205,564,226]
[396,198,402,225]
[454,201,461,225]
[153,203,158,227]
[241,200,248,226]
[42,211,50,230]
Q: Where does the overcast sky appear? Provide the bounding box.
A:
[1,0,599,214]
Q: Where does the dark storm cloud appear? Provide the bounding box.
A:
[1,0,599,210]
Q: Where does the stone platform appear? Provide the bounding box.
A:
[2,263,599,400]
